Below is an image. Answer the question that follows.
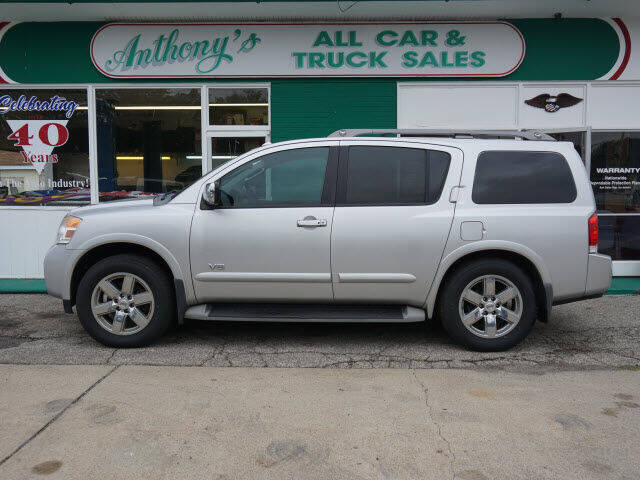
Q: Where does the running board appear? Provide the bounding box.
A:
[183,304,425,323]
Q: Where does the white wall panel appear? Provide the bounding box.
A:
[398,84,519,129]
[588,83,640,129]
[0,208,70,278]
[519,84,586,129]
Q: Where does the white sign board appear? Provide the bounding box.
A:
[91,22,525,79]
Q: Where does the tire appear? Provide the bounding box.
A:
[438,258,537,351]
[76,254,176,348]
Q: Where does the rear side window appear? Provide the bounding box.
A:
[472,151,577,204]
[341,146,451,205]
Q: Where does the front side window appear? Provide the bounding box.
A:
[472,151,577,204]
[341,146,450,206]
[218,147,329,208]
[0,89,89,206]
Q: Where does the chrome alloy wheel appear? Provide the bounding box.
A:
[90,272,155,336]
[458,275,523,339]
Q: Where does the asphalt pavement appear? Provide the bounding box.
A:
[1,293,639,371]
[1,294,639,480]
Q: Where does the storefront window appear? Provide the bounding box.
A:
[96,88,201,201]
[549,131,586,161]
[590,131,640,260]
[209,88,268,126]
[210,137,265,169]
[0,89,89,206]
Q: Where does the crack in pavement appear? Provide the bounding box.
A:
[411,369,456,480]
[0,365,119,468]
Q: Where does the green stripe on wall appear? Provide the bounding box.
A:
[0,278,46,293]
[505,18,619,81]
[608,277,640,295]
[1,277,639,295]
[271,79,396,142]
[0,18,620,83]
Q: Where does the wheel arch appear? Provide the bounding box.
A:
[426,242,553,323]
[69,239,187,319]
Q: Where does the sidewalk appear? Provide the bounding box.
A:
[1,365,639,480]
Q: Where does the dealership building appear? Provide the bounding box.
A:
[0,0,639,293]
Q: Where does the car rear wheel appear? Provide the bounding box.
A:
[76,254,175,347]
[438,258,537,351]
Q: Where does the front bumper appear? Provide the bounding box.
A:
[43,244,77,301]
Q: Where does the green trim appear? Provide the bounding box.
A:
[607,277,640,295]
[0,278,46,293]
[0,18,620,83]
[505,18,619,81]
[1,276,639,295]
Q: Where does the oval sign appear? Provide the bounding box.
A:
[91,21,525,79]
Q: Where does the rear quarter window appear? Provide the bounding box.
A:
[472,151,577,204]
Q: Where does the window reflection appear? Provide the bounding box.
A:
[591,132,640,214]
[96,88,201,201]
[209,88,268,126]
[0,89,89,206]
[211,137,265,169]
[591,131,640,262]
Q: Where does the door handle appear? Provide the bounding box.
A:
[297,217,327,227]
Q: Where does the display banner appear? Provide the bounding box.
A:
[90,22,525,79]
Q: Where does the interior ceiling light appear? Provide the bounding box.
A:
[116,156,171,161]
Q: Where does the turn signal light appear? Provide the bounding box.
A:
[56,215,82,244]
[588,213,598,253]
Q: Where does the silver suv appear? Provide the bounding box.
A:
[44,129,612,351]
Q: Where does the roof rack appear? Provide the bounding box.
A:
[328,129,556,141]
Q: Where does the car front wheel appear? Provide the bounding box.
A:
[76,254,175,347]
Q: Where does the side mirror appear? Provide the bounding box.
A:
[202,180,221,208]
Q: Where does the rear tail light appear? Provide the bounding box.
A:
[588,213,599,253]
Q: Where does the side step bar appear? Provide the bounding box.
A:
[183,303,425,323]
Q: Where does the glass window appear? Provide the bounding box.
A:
[0,89,89,206]
[597,215,640,261]
[209,88,268,126]
[590,132,640,214]
[210,136,265,170]
[472,151,577,204]
[590,132,640,261]
[96,88,201,201]
[548,131,586,162]
[218,147,329,208]
[342,146,450,206]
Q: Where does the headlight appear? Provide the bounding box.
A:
[56,215,82,244]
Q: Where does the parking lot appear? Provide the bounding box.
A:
[1,293,639,480]
[1,293,639,371]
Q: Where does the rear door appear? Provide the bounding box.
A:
[330,140,463,305]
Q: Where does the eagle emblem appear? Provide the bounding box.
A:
[524,93,583,113]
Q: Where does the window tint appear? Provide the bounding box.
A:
[472,151,576,204]
[342,146,450,205]
[218,147,329,207]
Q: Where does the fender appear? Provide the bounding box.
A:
[69,233,195,304]
[424,240,552,318]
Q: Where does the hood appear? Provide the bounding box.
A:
[70,198,155,218]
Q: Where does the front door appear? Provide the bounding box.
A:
[190,143,338,302]
[331,141,463,305]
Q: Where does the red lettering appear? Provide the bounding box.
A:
[39,123,68,147]
[7,124,33,146]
